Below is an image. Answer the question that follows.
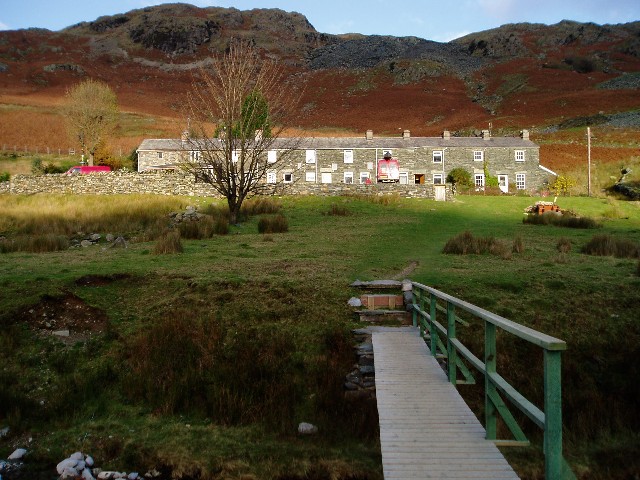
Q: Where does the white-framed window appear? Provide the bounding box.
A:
[157,151,163,159]
[232,150,239,163]
[433,150,443,163]
[283,172,293,183]
[266,171,276,184]
[331,163,338,171]
[267,150,277,163]
[475,174,485,188]
[305,171,316,182]
[399,172,409,184]
[321,172,332,184]
[343,150,353,164]
[473,150,483,162]
[367,162,374,170]
[360,172,370,184]
[305,149,316,164]
[516,173,526,190]
[515,150,525,162]
[344,172,354,184]
[190,151,200,161]
[433,173,444,185]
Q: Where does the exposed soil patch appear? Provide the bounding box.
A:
[16,292,109,344]
[74,273,132,287]
[390,260,419,280]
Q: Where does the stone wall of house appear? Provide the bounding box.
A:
[2,172,453,200]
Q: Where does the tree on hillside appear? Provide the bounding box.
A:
[63,79,119,166]
[180,40,301,224]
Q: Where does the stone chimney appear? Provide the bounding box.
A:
[521,129,530,140]
[442,130,451,140]
[255,129,263,141]
[366,130,373,140]
[181,130,189,142]
[402,129,411,139]
[482,129,491,140]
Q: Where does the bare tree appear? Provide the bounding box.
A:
[180,40,301,224]
[63,79,119,166]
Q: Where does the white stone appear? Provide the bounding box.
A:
[90,234,101,241]
[57,458,78,474]
[85,455,94,467]
[297,422,318,434]
[8,448,27,460]
[128,473,139,480]
[52,330,70,337]
[82,468,96,480]
[61,466,80,478]
[347,297,362,307]
[81,240,92,247]
[70,452,84,461]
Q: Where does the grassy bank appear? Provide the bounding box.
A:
[1,193,639,479]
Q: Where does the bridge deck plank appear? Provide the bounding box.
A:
[373,328,520,480]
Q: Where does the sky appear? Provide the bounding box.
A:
[1,0,639,42]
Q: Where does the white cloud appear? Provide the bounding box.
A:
[0,20,9,31]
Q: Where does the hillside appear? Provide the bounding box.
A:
[0,3,639,171]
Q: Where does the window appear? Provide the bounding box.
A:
[516,173,526,190]
[321,172,332,184]
[367,162,374,170]
[343,150,353,164]
[283,172,293,183]
[473,150,483,162]
[344,172,354,184]
[475,174,485,188]
[190,151,200,162]
[232,150,239,163]
[360,172,370,184]
[433,173,444,185]
[157,151,163,159]
[267,150,277,163]
[305,171,316,182]
[267,172,276,184]
[515,150,525,162]
[433,150,443,163]
[305,150,316,164]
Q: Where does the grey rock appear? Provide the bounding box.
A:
[347,297,362,307]
[57,458,78,474]
[359,365,375,374]
[52,330,70,337]
[85,455,95,467]
[89,234,101,242]
[81,240,92,247]
[82,468,97,480]
[128,473,139,480]
[8,448,27,460]
[105,234,115,242]
[70,452,84,461]
[110,237,128,249]
[297,422,318,434]
[0,426,8,437]
[344,381,359,390]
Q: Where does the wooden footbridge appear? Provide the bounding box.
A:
[353,280,576,480]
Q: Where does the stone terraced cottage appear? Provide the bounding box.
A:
[136,129,555,198]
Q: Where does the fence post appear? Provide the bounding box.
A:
[429,293,437,357]
[485,322,497,440]
[544,350,563,479]
[446,302,457,385]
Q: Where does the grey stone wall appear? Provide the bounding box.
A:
[2,172,453,200]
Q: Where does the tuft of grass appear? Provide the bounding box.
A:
[325,203,352,216]
[582,234,639,258]
[0,233,69,253]
[153,230,183,254]
[557,237,572,253]
[258,214,289,234]
[523,212,600,229]
[241,197,282,216]
[512,235,525,254]
[443,231,513,258]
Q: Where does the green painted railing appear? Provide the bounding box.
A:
[410,281,576,480]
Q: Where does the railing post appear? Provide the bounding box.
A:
[485,322,497,440]
[447,302,456,385]
[544,349,563,479]
[429,293,437,357]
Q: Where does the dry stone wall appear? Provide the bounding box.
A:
[2,172,452,199]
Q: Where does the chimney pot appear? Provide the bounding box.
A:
[521,129,530,140]
[482,129,490,140]
[443,130,450,139]
[402,129,410,139]
[181,130,189,142]
[366,130,373,140]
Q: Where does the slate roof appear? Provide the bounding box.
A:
[138,135,538,151]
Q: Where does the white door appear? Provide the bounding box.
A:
[434,185,446,201]
[498,175,508,193]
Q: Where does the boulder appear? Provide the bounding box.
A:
[297,422,318,434]
[8,448,27,460]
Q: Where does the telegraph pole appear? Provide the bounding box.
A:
[587,127,592,197]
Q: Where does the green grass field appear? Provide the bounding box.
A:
[1,193,639,479]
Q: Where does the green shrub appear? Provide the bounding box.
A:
[523,212,600,229]
[443,231,512,258]
[582,234,639,258]
[153,230,183,254]
[512,235,525,254]
[0,171,9,182]
[446,167,472,188]
[258,214,288,234]
[240,197,282,216]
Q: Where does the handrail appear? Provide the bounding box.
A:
[410,281,575,480]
